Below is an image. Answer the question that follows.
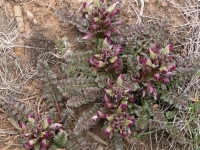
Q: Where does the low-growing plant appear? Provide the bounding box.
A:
[89,37,123,73]
[1,0,199,149]
[19,114,65,149]
[55,0,193,148]
[57,0,121,41]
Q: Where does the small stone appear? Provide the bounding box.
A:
[161,1,168,7]
[0,1,3,7]
[144,0,149,3]
[97,146,104,150]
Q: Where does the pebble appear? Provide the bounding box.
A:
[144,0,149,3]
[0,1,3,7]
[97,146,104,150]
[161,1,168,7]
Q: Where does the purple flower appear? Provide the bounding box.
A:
[42,118,52,130]
[97,111,106,118]
[20,114,62,149]
[24,142,34,149]
[90,24,99,31]
[109,7,120,18]
[104,94,112,108]
[119,101,127,110]
[147,82,153,94]
[81,0,121,40]
[24,133,31,139]
[83,2,87,8]
[19,122,26,129]
[142,89,146,97]
[103,112,135,139]
[168,55,175,62]
[160,78,169,84]
[129,116,135,122]
[106,78,113,88]
[112,59,121,70]
[151,43,159,54]
[91,115,99,121]
[132,43,176,99]
[154,74,160,81]
[24,139,38,148]
[104,126,114,139]
[114,45,123,56]
[88,58,97,66]
[139,58,148,64]
[43,130,54,139]
[89,38,122,72]
[120,130,126,139]
[103,30,111,37]
[111,28,121,34]
[168,44,173,51]
[82,32,94,39]
[129,95,134,102]
[169,64,176,71]
[164,72,176,78]
[49,123,62,130]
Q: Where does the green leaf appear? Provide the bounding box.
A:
[94,0,100,7]
[34,144,40,150]
[107,2,119,13]
[134,130,155,139]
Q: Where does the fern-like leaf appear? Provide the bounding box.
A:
[61,108,74,129]
[53,131,68,148]
[149,109,166,130]
[134,110,151,131]
[56,10,89,33]
[168,56,200,88]
[67,87,101,107]
[66,134,92,150]
[1,97,33,122]
[37,60,63,120]
[165,110,177,120]
[112,133,125,150]
[74,104,101,135]
[58,75,96,93]
[161,92,190,110]
[62,51,95,77]
[112,22,169,50]
[167,124,187,145]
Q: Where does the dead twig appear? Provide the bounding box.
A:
[37,93,44,113]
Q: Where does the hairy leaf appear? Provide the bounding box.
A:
[62,51,94,76]
[161,92,190,110]
[37,60,63,120]
[67,87,101,107]
[112,22,169,49]
[53,131,68,148]
[74,104,101,134]
[1,97,33,122]
[56,10,89,33]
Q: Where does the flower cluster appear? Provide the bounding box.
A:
[93,74,135,139]
[89,38,123,72]
[132,43,176,100]
[82,0,121,40]
[19,114,62,150]
[104,74,134,108]
[97,109,134,139]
